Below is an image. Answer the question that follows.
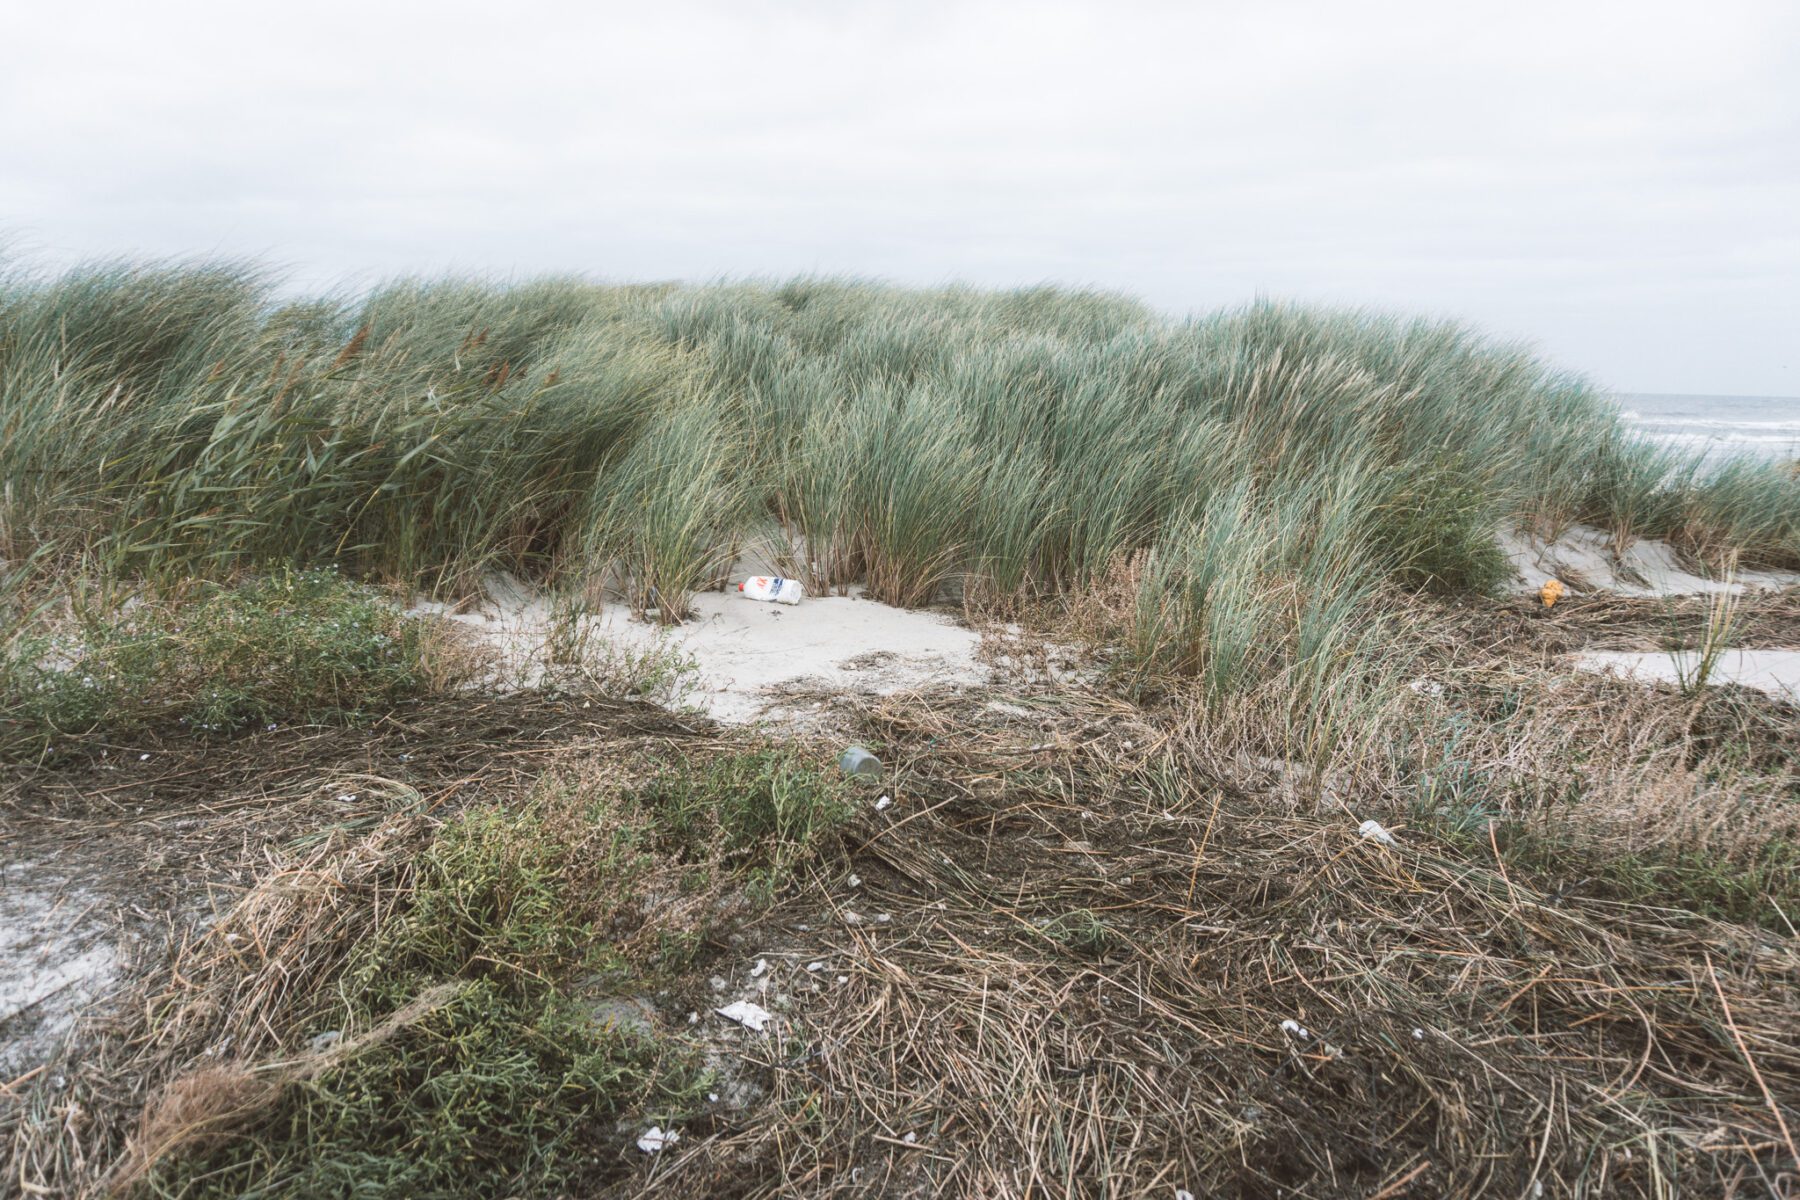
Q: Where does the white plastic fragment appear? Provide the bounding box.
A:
[874,794,892,811]
[750,958,768,978]
[1358,819,1397,846]
[1407,678,1445,696]
[637,1126,680,1153]
[1280,1018,1311,1039]
[1412,1028,1425,1040]
[847,874,862,888]
[902,1132,917,1144]
[687,1011,699,1024]
[715,1000,775,1032]
[806,961,825,972]
[139,753,150,761]
[1177,1191,1197,1200]
[707,1091,719,1102]
[835,975,848,984]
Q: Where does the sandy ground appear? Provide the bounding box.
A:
[1500,527,1800,698]
[0,859,124,1079]
[412,575,993,724]
[1577,648,1800,700]
[1500,524,1800,597]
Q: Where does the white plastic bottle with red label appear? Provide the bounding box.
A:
[737,576,805,605]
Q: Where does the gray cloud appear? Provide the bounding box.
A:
[4,0,1796,392]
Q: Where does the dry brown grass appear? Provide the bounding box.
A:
[5,595,1798,1198]
[627,687,1799,1198]
[0,692,714,1200]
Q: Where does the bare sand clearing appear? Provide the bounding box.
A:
[0,860,124,1078]
[1500,523,1799,597]
[1577,648,1800,700]
[1501,524,1800,697]
[413,575,991,724]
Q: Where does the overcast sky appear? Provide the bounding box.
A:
[4,0,1796,394]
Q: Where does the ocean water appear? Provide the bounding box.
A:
[1616,393,1800,461]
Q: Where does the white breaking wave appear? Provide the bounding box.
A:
[1615,393,1800,460]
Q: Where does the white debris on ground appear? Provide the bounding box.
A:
[1499,524,1799,597]
[1576,649,1800,700]
[409,573,989,724]
[715,999,776,1032]
[1357,819,1397,846]
[636,1126,680,1153]
[1279,1019,1310,1039]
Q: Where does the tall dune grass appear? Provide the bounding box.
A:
[5,256,1793,654]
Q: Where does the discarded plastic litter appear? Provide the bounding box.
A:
[637,1126,680,1153]
[1358,819,1397,846]
[715,1000,775,1032]
[873,794,893,811]
[839,746,882,778]
[738,575,805,605]
[1280,1019,1310,1039]
[1539,578,1565,609]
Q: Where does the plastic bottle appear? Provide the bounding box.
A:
[839,746,882,779]
[737,576,806,605]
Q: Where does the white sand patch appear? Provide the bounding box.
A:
[0,862,122,1076]
[1500,524,1799,597]
[1577,649,1800,700]
[412,576,989,724]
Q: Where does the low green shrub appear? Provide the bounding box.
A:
[1,568,448,758]
[152,798,700,1200]
[630,747,853,886]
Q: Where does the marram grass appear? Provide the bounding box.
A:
[4,257,1794,670]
